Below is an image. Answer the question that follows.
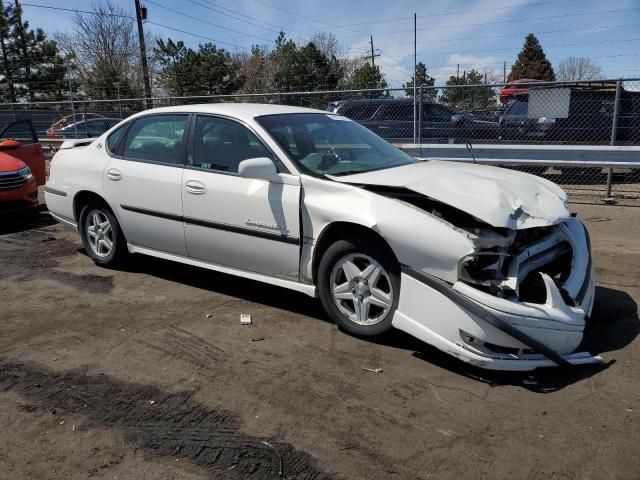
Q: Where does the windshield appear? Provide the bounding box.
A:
[256,113,416,176]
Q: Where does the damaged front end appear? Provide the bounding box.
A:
[363,184,599,370]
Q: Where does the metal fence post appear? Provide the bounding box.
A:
[82,101,89,137]
[418,85,423,155]
[606,79,622,201]
[10,101,16,121]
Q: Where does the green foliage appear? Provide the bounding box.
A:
[0,2,67,102]
[404,62,435,98]
[84,59,139,100]
[508,33,555,81]
[441,69,496,109]
[345,62,388,91]
[154,38,240,97]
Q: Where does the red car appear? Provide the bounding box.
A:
[0,120,47,215]
[499,79,544,104]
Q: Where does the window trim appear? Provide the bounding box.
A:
[186,113,289,177]
[112,112,192,168]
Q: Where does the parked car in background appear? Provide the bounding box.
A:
[46,103,598,371]
[499,87,640,144]
[326,99,499,143]
[499,79,544,104]
[47,118,121,139]
[0,120,46,215]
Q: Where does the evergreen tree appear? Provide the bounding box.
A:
[346,62,387,91]
[154,39,199,97]
[441,69,495,109]
[0,1,67,102]
[508,33,555,81]
[404,62,435,98]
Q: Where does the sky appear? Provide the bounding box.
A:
[20,0,640,87]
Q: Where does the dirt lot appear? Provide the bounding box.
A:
[1,200,639,480]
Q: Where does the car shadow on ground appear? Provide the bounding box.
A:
[123,253,330,323]
[117,254,639,392]
[0,209,56,235]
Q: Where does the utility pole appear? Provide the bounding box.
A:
[503,61,506,83]
[135,0,152,107]
[413,12,417,144]
[456,64,460,82]
[370,36,375,67]
[66,61,78,139]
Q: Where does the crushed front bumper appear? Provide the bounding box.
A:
[392,219,600,371]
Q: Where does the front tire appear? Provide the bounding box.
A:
[79,203,127,266]
[318,238,400,337]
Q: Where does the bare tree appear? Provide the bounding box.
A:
[309,32,342,58]
[556,56,603,82]
[55,0,154,96]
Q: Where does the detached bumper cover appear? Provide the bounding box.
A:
[393,265,600,371]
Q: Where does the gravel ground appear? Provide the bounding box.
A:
[0,200,638,480]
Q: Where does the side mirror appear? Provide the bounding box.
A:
[0,139,22,150]
[238,157,279,181]
[451,114,464,124]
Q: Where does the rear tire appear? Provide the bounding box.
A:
[318,238,400,337]
[78,202,127,267]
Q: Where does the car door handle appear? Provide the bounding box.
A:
[106,168,122,181]
[185,179,206,194]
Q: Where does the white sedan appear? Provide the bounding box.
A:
[45,104,599,371]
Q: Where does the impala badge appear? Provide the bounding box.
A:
[246,219,288,234]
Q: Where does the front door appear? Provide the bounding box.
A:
[182,115,301,280]
[0,120,46,185]
[103,113,189,255]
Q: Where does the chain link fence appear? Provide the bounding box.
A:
[0,79,638,202]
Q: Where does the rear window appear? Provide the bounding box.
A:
[505,100,528,115]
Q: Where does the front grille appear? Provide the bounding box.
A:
[0,171,27,191]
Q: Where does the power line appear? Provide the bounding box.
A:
[397,37,640,60]
[146,0,273,43]
[416,23,640,45]
[20,2,253,51]
[333,0,578,27]
[342,7,640,40]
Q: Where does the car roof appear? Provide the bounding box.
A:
[127,103,326,122]
[334,98,440,107]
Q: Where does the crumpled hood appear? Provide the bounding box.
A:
[0,152,26,173]
[330,160,570,229]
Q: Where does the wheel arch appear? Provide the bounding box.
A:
[73,190,114,223]
[311,221,399,284]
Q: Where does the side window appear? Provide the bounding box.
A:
[428,104,454,121]
[379,104,413,121]
[192,116,272,173]
[0,120,35,144]
[106,123,128,154]
[122,114,188,164]
[341,104,379,120]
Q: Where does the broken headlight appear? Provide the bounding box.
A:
[458,251,511,288]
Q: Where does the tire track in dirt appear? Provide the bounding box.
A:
[0,360,333,480]
[136,326,226,369]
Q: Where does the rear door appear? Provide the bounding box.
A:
[0,120,46,185]
[103,113,190,255]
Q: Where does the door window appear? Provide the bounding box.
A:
[192,115,272,173]
[0,120,36,144]
[378,104,413,121]
[122,114,188,164]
